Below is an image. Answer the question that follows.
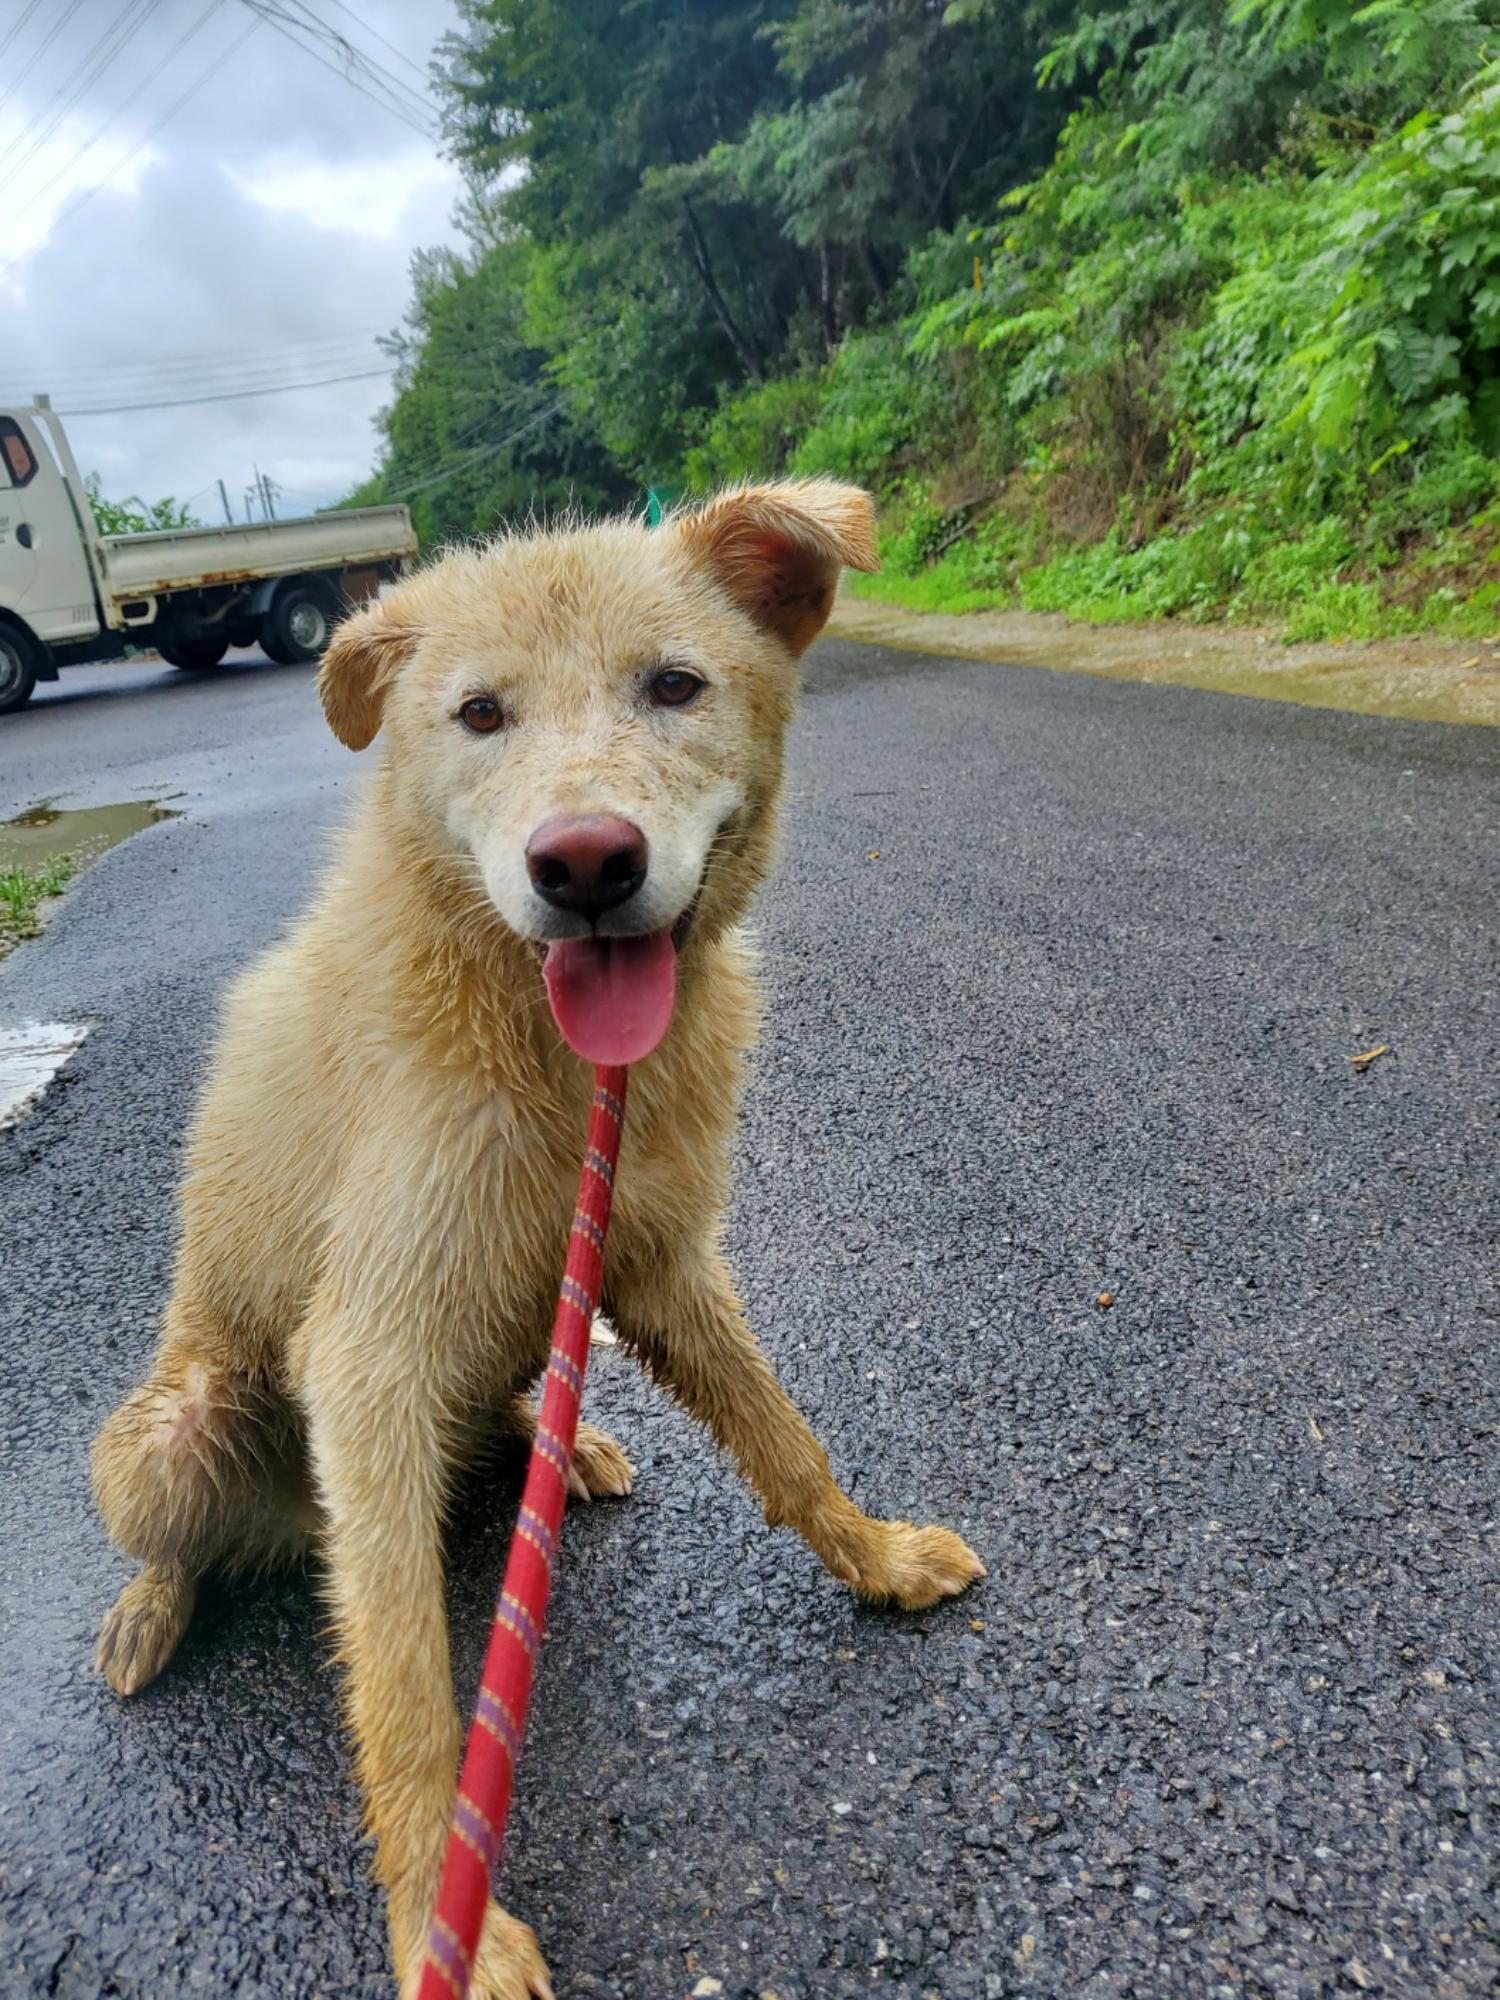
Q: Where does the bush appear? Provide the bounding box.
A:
[682,374,826,489]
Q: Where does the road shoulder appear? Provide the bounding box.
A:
[827,594,1500,727]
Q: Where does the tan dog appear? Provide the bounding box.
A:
[90,480,984,2000]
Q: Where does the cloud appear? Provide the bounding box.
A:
[0,0,467,515]
[227,150,457,241]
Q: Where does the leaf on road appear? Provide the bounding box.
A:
[1349,1043,1390,1072]
[1096,1290,1114,1308]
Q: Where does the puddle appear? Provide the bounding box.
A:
[0,797,179,873]
[0,1021,89,1129]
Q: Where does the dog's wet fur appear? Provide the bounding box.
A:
[91,481,984,1999]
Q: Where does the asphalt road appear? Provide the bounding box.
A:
[1,642,1496,2000]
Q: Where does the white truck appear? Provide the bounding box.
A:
[0,396,417,713]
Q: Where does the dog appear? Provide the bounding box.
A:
[91,480,985,2000]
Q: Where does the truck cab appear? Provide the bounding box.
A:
[0,398,416,714]
[0,409,101,664]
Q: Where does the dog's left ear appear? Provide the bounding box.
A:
[318,594,419,750]
[675,479,879,658]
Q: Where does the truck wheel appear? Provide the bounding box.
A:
[0,625,39,714]
[262,580,335,664]
[169,636,230,670]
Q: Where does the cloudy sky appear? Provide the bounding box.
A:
[0,0,469,519]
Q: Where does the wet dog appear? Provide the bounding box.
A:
[91,481,985,1999]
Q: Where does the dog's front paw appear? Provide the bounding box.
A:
[471,1902,555,2000]
[566,1420,634,1501]
[403,1901,554,2000]
[844,1519,986,1610]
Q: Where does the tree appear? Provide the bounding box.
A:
[352,235,630,543]
[84,474,198,535]
[440,0,805,471]
[684,0,1071,339]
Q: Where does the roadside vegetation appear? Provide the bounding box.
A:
[352,0,1500,647]
[0,855,75,952]
[83,477,198,536]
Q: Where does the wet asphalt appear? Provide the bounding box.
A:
[1,641,1496,2000]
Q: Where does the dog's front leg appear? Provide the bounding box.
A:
[608,1247,984,1609]
[298,1288,554,2000]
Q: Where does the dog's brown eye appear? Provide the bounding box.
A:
[458,696,504,734]
[649,668,704,708]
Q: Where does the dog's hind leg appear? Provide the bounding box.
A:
[92,1327,312,1695]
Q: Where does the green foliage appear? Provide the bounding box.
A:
[690,0,1070,282]
[362,0,1067,523]
[346,238,629,543]
[366,0,1500,644]
[440,0,809,479]
[1168,62,1500,508]
[792,333,942,487]
[833,1,1500,637]
[681,374,826,489]
[84,476,198,535]
[0,853,75,942]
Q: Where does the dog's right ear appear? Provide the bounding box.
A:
[318,596,418,751]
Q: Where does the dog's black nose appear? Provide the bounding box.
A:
[526,814,648,921]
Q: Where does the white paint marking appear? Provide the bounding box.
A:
[0,1021,89,1130]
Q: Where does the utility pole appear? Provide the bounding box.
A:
[261,471,279,520]
[217,478,232,525]
[244,484,257,523]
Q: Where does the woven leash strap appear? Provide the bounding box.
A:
[418,1064,629,2000]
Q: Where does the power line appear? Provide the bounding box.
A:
[381,403,565,503]
[57,364,394,415]
[0,335,386,402]
[360,400,511,491]
[0,327,383,389]
[0,1,47,70]
[346,392,561,497]
[233,1,436,138]
[0,0,171,205]
[0,342,384,404]
[3,351,387,408]
[0,11,262,283]
[315,0,427,80]
[0,0,167,202]
[279,0,431,113]
[63,354,384,400]
[369,395,569,494]
[0,0,90,124]
[1,0,225,236]
[0,0,157,161]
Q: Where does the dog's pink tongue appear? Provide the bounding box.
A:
[542,932,677,1064]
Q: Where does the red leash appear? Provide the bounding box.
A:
[418,1065,628,2000]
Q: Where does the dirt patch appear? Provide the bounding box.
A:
[826,598,1500,728]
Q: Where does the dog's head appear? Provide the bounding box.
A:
[319,481,876,1054]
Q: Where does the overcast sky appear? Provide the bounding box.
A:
[0,0,468,519]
